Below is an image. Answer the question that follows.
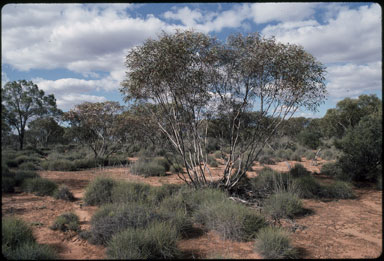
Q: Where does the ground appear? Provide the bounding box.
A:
[2,158,382,259]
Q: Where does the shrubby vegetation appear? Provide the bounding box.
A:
[2,217,57,260]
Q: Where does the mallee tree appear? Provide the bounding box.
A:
[121,30,327,190]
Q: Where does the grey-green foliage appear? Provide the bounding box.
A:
[2,80,61,150]
[84,177,117,206]
[106,222,180,259]
[255,226,298,259]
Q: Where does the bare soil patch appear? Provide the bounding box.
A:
[2,158,382,259]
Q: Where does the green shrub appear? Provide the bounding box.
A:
[107,222,180,259]
[255,226,298,259]
[130,158,166,177]
[170,163,183,173]
[50,212,80,232]
[295,175,322,199]
[304,151,316,160]
[53,185,75,201]
[21,178,58,196]
[3,241,57,260]
[105,156,130,167]
[194,199,266,241]
[89,202,162,245]
[319,149,334,160]
[289,163,311,179]
[213,150,222,159]
[2,177,16,193]
[153,157,171,171]
[181,187,228,212]
[84,177,117,206]
[263,192,304,220]
[207,155,219,167]
[258,155,275,165]
[18,161,39,171]
[111,182,151,204]
[275,149,291,160]
[319,181,355,199]
[289,152,302,162]
[2,217,35,250]
[146,184,181,205]
[320,162,347,180]
[14,170,40,186]
[42,159,76,171]
[157,204,194,238]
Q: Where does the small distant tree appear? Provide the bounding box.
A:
[27,117,65,147]
[2,80,61,150]
[121,30,326,190]
[63,101,125,158]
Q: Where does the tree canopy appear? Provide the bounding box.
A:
[121,30,327,189]
[2,80,61,150]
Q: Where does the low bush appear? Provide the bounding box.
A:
[207,155,219,167]
[14,155,41,166]
[194,199,266,241]
[213,150,222,159]
[13,170,40,186]
[255,226,298,259]
[153,157,171,171]
[289,163,311,179]
[53,185,75,201]
[319,181,355,199]
[304,151,316,160]
[2,217,35,249]
[157,203,194,238]
[84,177,117,206]
[146,183,182,205]
[106,222,180,259]
[18,161,39,171]
[170,163,183,173]
[289,152,302,162]
[319,149,334,160]
[181,187,228,212]
[89,202,162,245]
[2,177,16,193]
[111,182,151,204]
[295,175,322,199]
[42,159,76,171]
[258,155,275,165]
[3,241,57,260]
[21,178,58,196]
[50,212,80,232]
[130,158,166,177]
[262,192,304,220]
[320,162,345,179]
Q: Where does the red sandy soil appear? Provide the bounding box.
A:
[2,157,382,259]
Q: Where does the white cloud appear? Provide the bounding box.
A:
[2,4,172,73]
[250,3,318,24]
[57,94,107,111]
[326,62,382,98]
[261,3,381,64]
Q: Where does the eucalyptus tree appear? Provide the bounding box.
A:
[2,80,61,150]
[63,101,125,158]
[121,30,327,190]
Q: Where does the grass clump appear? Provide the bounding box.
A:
[194,198,266,241]
[262,192,304,221]
[89,202,162,245]
[130,157,166,177]
[255,226,298,259]
[21,177,58,196]
[13,170,40,186]
[295,175,322,199]
[18,161,39,171]
[106,222,180,259]
[170,163,183,173]
[289,163,311,178]
[207,155,219,167]
[258,155,276,165]
[53,185,75,201]
[319,181,355,199]
[41,159,76,171]
[50,212,80,232]
[2,177,16,193]
[84,177,117,206]
[2,216,56,260]
[111,181,151,204]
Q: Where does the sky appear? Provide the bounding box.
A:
[1,2,382,118]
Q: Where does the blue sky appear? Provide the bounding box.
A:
[1,3,382,118]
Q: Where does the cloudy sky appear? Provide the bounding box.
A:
[1,2,381,117]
